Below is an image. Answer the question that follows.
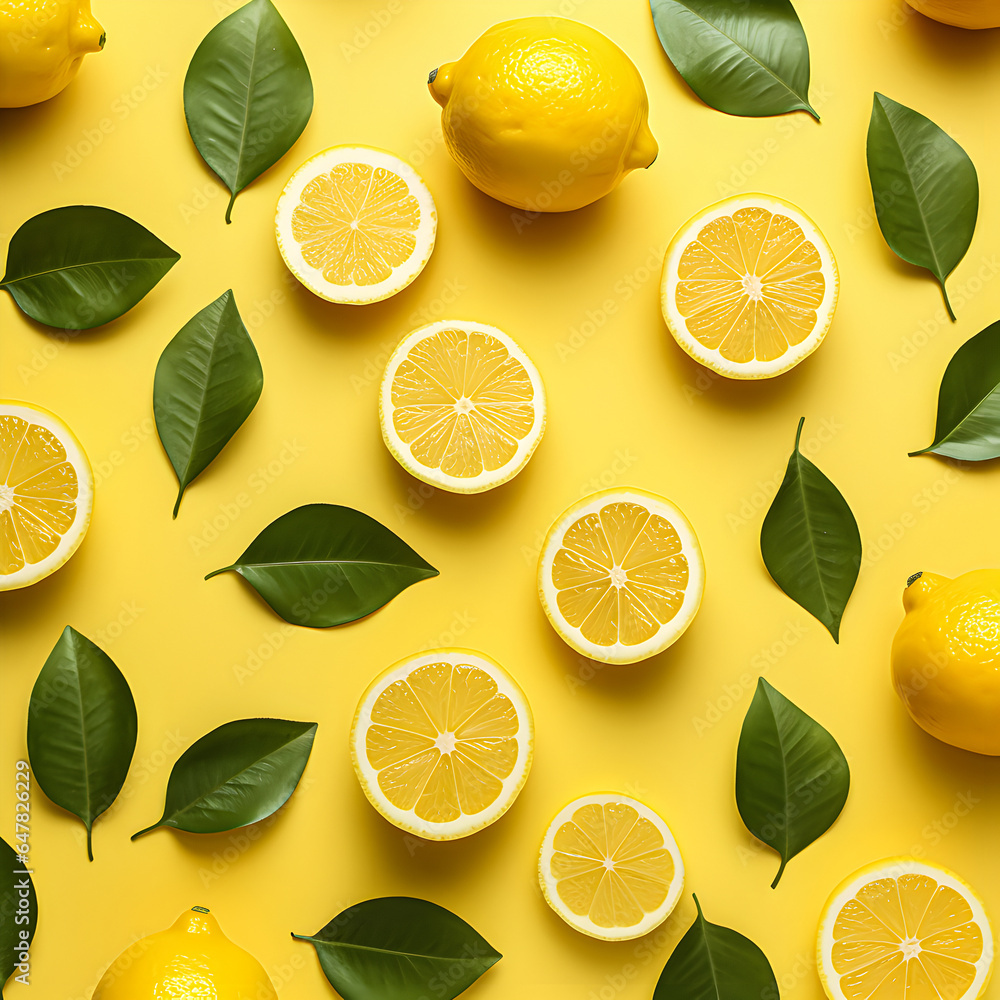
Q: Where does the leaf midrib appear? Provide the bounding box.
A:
[790,449,835,623]
[666,0,812,110]
[167,728,312,823]
[230,8,264,194]
[1,255,175,287]
[874,97,947,281]
[236,559,430,571]
[302,937,486,964]
[934,379,1000,449]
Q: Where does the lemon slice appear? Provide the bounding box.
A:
[660,193,839,379]
[275,145,437,304]
[379,320,546,493]
[538,488,704,664]
[350,649,533,841]
[538,793,684,941]
[0,400,93,591]
[817,858,994,1000]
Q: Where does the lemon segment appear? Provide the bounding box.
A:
[0,400,93,591]
[275,145,437,305]
[661,193,839,379]
[350,649,533,841]
[817,858,994,1000]
[538,488,704,664]
[538,793,684,941]
[379,320,546,493]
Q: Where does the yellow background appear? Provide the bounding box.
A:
[2,1,1000,997]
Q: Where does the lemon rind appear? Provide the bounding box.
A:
[537,487,705,664]
[0,400,94,592]
[275,144,437,305]
[660,192,839,380]
[379,319,547,494]
[538,792,685,942]
[350,647,534,841]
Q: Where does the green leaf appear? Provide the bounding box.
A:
[154,289,263,518]
[1,837,36,995]
[909,320,1000,461]
[26,627,137,861]
[653,895,778,1000]
[292,896,501,1000]
[206,504,439,627]
[760,417,861,642]
[866,93,978,321]
[649,0,817,119]
[0,206,179,330]
[184,0,313,223]
[736,678,850,887]
[132,718,316,840]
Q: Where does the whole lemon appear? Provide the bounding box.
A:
[92,906,277,1000]
[891,569,1000,755]
[905,0,1000,28]
[428,17,658,213]
[0,0,104,108]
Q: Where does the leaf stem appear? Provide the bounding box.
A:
[130,823,160,841]
[86,825,94,862]
[224,190,237,225]
[173,487,184,520]
[793,416,805,452]
[771,857,787,889]
[205,565,235,580]
[939,278,956,322]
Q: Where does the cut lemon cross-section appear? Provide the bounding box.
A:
[539,793,684,941]
[817,857,994,1000]
[0,400,93,591]
[538,488,704,664]
[276,145,437,304]
[350,649,533,840]
[380,320,546,493]
[660,193,838,379]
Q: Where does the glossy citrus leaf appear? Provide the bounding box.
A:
[1,837,36,994]
[26,627,137,861]
[760,418,861,642]
[866,93,978,320]
[649,0,817,119]
[206,504,439,627]
[293,897,501,1000]
[154,289,263,517]
[0,206,179,329]
[132,718,316,840]
[736,678,850,887]
[910,320,1000,461]
[184,0,313,223]
[653,895,778,999]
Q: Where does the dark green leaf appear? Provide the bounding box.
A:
[1,837,36,995]
[649,0,817,119]
[866,93,978,321]
[653,895,777,1000]
[154,289,263,517]
[206,504,439,627]
[132,718,315,840]
[0,206,179,329]
[293,896,501,1000]
[910,320,1000,461]
[26,627,137,861]
[184,0,313,223]
[760,417,861,642]
[736,678,850,887]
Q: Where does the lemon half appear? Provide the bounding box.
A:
[661,193,839,379]
[817,857,994,1000]
[0,400,93,591]
[276,145,437,305]
[350,649,533,841]
[379,320,546,493]
[538,793,684,941]
[538,488,705,664]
